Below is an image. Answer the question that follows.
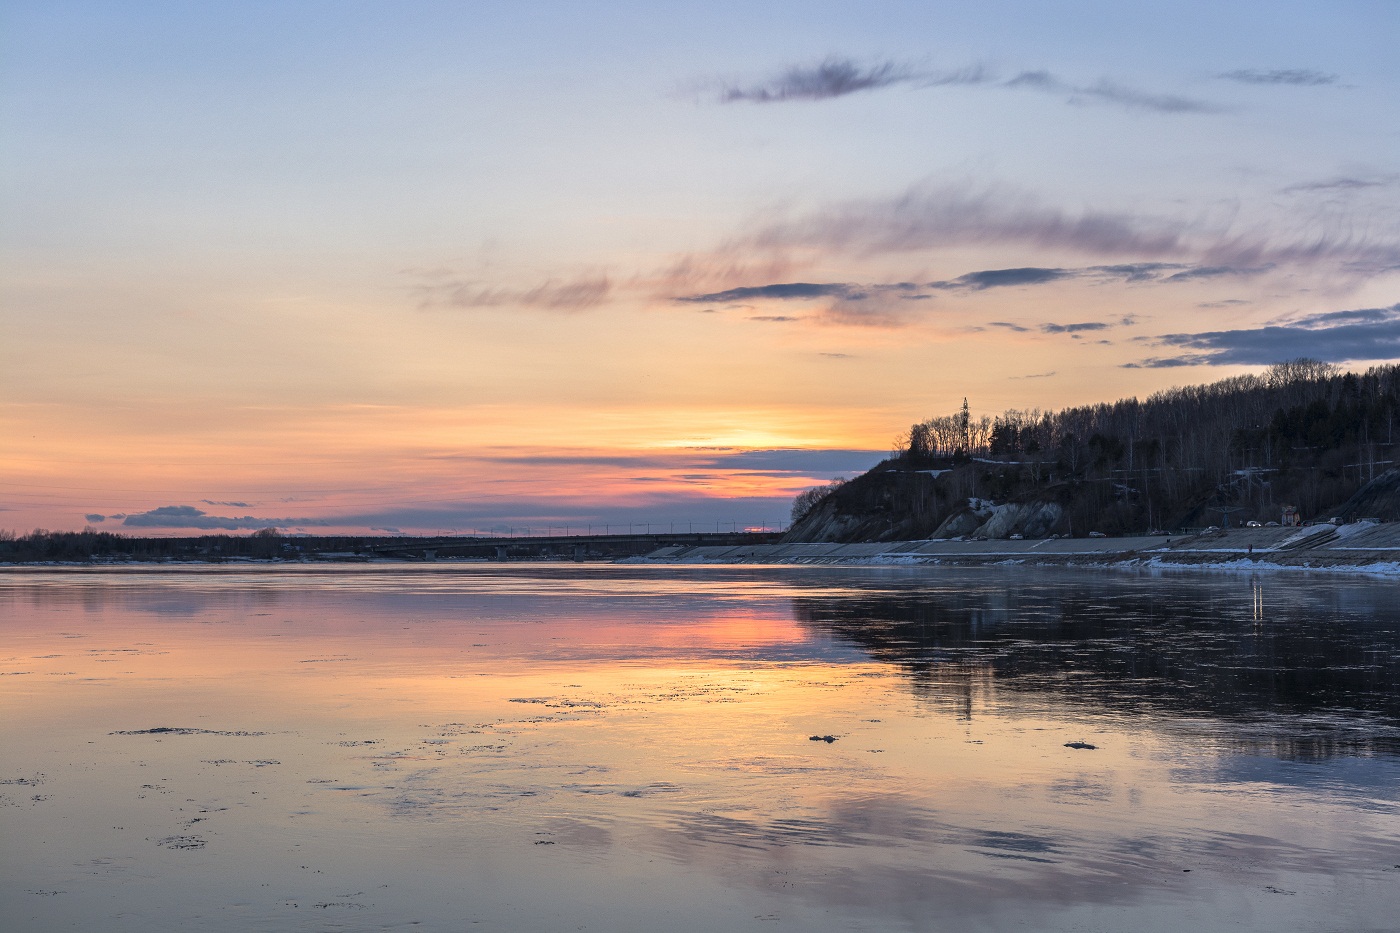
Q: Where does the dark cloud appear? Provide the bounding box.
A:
[1012,371,1057,379]
[417,275,611,312]
[202,499,253,508]
[932,267,1071,290]
[1041,322,1111,333]
[677,282,855,303]
[1130,303,1400,367]
[84,513,106,523]
[1091,262,1184,281]
[1282,176,1394,194]
[670,258,1282,330]
[988,322,1031,332]
[719,58,927,103]
[819,352,854,358]
[1288,306,1400,328]
[1218,69,1339,86]
[449,447,885,478]
[1164,264,1272,281]
[710,58,1216,113]
[121,505,328,531]
[706,448,881,474]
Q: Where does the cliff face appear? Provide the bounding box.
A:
[784,461,1074,543]
[785,458,1400,544]
[1335,468,1400,521]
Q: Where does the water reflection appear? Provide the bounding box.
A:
[3,565,1400,932]
[790,569,1400,758]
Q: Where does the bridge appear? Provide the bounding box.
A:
[360,530,785,561]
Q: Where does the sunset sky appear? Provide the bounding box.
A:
[3,1,1398,535]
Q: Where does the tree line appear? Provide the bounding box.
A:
[877,359,1400,531]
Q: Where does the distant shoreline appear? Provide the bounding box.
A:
[6,524,1400,578]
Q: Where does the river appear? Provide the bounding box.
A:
[3,564,1398,931]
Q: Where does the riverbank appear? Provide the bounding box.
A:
[628,522,1400,575]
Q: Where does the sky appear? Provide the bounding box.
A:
[3,1,1399,536]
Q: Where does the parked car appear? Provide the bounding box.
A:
[1088,531,1107,538]
[1246,520,1262,527]
[1009,533,1024,540]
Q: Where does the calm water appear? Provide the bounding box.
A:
[3,564,1399,932]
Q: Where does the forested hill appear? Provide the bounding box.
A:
[786,360,1400,543]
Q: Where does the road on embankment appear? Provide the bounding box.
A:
[631,522,1400,572]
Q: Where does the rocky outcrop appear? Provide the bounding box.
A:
[971,501,1063,539]
[1335,468,1400,521]
[784,460,1075,543]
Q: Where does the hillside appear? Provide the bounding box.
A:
[785,361,1400,543]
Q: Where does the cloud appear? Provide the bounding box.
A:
[417,275,611,312]
[743,187,1190,260]
[988,322,1031,332]
[1164,264,1272,281]
[819,352,854,358]
[1121,355,1214,369]
[201,499,253,508]
[1042,322,1110,333]
[84,514,106,523]
[1282,175,1394,194]
[711,58,1217,113]
[1218,69,1339,86]
[678,282,856,303]
[931,267,1072,290]
[1129,302,1400,366]
[121,505,328,531]
[928,262,1267,291]
[1006,71,1219,113]
[1011,371,1057,379]
[712,185,1400,283]
[680,261,1267,313]
[749,315,800,322]
[718,58,930,103]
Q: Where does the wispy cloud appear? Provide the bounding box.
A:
[711,57,1218,113]
[415,275,611,311]
[931,267,1072,289]
[673,262,1273,312]
[1005,71,1220,113]
[676,282,857,303]
[713,185,1400,283]
[1127,302,1400,367]
[121,505,328,531]
[717,58,933,103]
[1218,69,1339,86]
[1282,174,1396,194]
[1042,321,1111,334]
